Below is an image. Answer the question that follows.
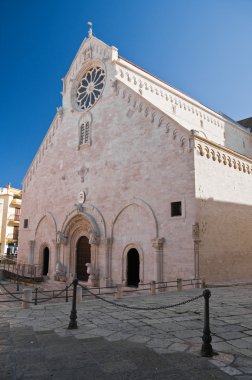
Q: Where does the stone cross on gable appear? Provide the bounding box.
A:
[87,21,93,38]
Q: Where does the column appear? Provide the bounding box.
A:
[103,237,112,286]
[192,223,201,279]
[151,238,165,283]
[89,232,100,286]
[29,240,35,265]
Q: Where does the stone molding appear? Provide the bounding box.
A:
[66,38,111,90]
[112,80,190,151]
[115,64,225,130]
[34,212,58,241]
[194,136,252,175]
[151,237,165,250]
[61,204,106,239]
[23,110,62,191]
[56,231,68,245]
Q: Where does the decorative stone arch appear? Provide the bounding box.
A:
[38,242,52,276]
[31,212,57,269]
[34,212,57,240]
[111,197,158,239]
[111,198,164,284]
[122,243,144,286]
[61,204,106,239]
[59,206,104,281]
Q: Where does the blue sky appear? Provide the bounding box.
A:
[1,0,252,189]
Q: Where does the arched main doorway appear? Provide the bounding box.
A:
[127,248,140,287]
[76,236,91,281]
[43,247,49,276]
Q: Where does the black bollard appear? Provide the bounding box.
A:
[16,269,19,292]
[201,289,214,357]
[68,277,78,329]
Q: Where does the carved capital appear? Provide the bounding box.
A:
[89,231,100,245]
[151,237,165,250]
[56,231,68,245]
[192,223,200,241]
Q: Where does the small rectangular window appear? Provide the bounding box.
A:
[171,201,182,217]
[23,219,29,228]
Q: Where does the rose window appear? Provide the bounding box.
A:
[76,66,105,110]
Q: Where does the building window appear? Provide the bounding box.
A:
[23,219,29,228]
[171,201,182,217]
[75,66,105,111]
[80,121,90,145]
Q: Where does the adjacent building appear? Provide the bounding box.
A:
[0,183,22,256]
[18,30,252,285]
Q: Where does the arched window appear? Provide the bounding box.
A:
[80,121,90,145]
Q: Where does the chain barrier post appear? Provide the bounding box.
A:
[115,284,123,299]
[66,287,68,302]
[22,288,32,309]
[177,278,183,291]
[201,289,214,357]
[201,278,206,288]
[150,281,156,295]
[68,275,78,329]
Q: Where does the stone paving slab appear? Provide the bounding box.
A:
[1,325,234,380]
[1,283,252,378]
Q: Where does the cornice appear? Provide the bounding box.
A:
[22,108,63,189]
[116,58,251,138]
[112,79,191,151]
[193,134,252,174]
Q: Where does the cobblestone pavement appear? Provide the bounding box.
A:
[1,283,252,379]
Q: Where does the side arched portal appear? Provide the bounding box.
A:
[127,248,140,287]
[43,247,49,276]
[76,236,91,281]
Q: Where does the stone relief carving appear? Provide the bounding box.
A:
[77,165,89,183]
[88,230,100,245]
[116,66,223,129]
[56,231,68,245]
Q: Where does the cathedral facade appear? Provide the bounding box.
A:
[18,31,252,286]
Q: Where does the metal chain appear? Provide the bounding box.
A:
[0,281,74,304]
[0,283,33,303]
[79,284,203,310]
[36,283,73,304]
